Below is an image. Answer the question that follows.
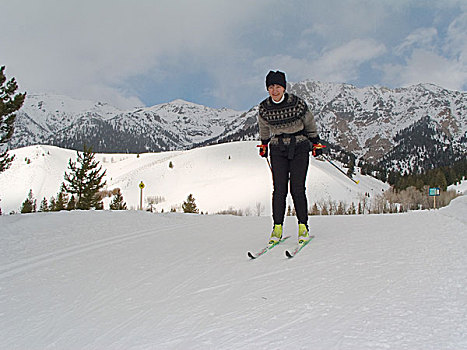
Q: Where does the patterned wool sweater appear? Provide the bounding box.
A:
[257,93,318,146]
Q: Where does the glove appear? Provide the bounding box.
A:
[312,143,326,157]
[257,144,268,158]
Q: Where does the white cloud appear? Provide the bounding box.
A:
[445,12,467,63]
[315,39,387,82]
[254,39,386,84]
[395,27,438,55]
[381,11,467,91]
[381,49,467,91]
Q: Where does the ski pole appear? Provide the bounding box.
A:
[266,158,272,173]
[322,154,360,184]
[264,158,274,183]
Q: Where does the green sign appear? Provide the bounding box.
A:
[429,188,440,196]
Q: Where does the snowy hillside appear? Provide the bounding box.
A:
[0,193,466,349]
[0,141,388,215]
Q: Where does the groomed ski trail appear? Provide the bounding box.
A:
[1,197,466,349]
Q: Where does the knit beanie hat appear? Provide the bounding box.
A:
[266,70,287,90]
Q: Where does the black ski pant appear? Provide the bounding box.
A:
[270,149,309,226]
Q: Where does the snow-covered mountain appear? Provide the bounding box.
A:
[7,81,467,173]
[9,94,242,153]
[8,93,124,148]
[288,81,466,173]
[0,142,388,215]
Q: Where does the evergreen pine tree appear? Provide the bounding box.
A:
[63,145,107,210]
[49,196,56,211]
[67,195,76,211]
[39,197,49,212]
[53,184,69,211]
[387,171,400,186]
[431,169,448,190]
[347,156,355,177]
[182,194,199,213]
[20,189,36,214]
[109,189,127,210]
[0,66,26,173]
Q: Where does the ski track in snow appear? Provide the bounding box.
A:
[0,222,196,280]
[106,152,184,190]
[0,197,466,349]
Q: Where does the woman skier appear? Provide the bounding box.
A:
[257,70,323,245]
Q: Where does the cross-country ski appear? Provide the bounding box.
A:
[247,235,290,259]
[285,235,314,258]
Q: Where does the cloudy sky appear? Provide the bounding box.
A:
[1,0,466,110]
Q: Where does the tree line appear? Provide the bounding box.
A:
[19,145,128,214]
[388,158,466,192]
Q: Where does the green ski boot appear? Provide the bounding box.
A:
[298,223,310,244]
[269,224,283,245]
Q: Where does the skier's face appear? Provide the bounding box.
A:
[268,84,285,102]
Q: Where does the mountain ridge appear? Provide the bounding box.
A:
[6,81,466,174]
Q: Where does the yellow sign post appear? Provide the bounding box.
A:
[139,181,145,210]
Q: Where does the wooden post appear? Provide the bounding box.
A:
[429,187,440,209]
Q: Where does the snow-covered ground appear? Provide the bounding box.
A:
[0,141,388,215]
[448,178,467,195]
[0,196,466,349]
